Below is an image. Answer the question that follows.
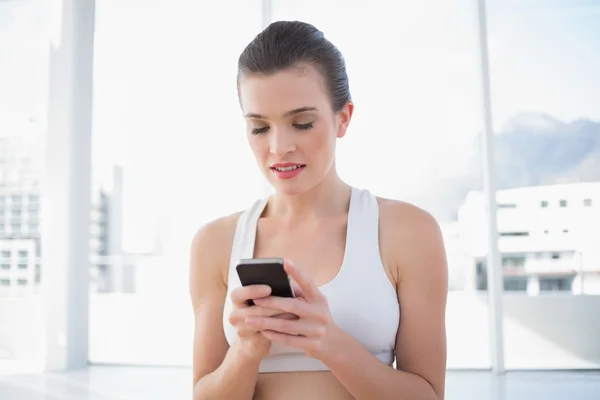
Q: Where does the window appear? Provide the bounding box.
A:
[0,0,49,372]
[17,264,27,270]
[1,0,591,377]
[498,203,517,209]
[502,255,526,268]
[539,277,573,292]
[475,260,488,291]
[90,0,265,367]
[500,231,529,237]
[488,0,600,369]
[504,276,528,292]
[584,198,592,207]
[16,279,27,286]
[273,0,489,369]
[18,250,27,258]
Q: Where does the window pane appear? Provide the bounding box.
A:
[272,0,489,369]
[0,0,47,372]
[89,0,263,365]
[488,0,600,369]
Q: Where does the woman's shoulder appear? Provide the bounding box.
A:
[189,207,252,284]
[192,196,267,249]
[193,211,243,246]
[374,195,440,231]
[373,195,446,280]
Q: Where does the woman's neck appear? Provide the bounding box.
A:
[266,172,351,223]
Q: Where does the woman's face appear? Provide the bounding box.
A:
[238,65,353,195]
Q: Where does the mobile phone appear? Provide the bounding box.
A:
[236,257,295,305]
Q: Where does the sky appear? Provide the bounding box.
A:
[1,0,600,253]
[486,0,600,125]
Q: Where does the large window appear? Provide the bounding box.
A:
[272,0,490,369]
[0,0,47,371]
[487,0,600,369]
[2,0,598,373]
[89,0,264,365]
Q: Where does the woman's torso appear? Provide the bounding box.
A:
[222,187,400,400]
[254,371,357,400]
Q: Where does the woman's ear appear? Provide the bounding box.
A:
[336,101,354,139]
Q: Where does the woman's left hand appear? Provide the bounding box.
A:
[246,259,340,360]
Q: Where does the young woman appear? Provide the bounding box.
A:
[189,21,448,400]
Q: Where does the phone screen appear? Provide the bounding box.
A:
[236,258,295,304]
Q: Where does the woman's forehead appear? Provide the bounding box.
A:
[239,66,330,116]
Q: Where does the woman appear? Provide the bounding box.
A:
[189,20,447,400]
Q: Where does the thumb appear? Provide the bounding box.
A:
[290,279,305,300]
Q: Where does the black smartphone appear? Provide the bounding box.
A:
[236,257,295,305]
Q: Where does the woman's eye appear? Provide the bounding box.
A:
[294,122,314,130]
[251,126,269,135]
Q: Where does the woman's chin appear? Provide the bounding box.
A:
[268,180,309,196]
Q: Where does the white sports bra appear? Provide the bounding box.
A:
[222,186,400,373]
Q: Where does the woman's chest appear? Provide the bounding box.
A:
[253,219,347,287]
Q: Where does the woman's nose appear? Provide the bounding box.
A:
[269,129,296,157]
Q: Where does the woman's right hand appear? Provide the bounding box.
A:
[228,285,297,361]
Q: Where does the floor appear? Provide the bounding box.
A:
[0,366,598,399]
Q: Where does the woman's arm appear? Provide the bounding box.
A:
[323,203,448,399]
[250,202,448,400]
[189,216,262,400]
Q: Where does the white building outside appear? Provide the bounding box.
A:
[458,182,600,295]
[0,239,37,296]
[1,122,126,295]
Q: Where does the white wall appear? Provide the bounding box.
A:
[502,294,600,369]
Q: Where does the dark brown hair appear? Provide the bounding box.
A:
[237,21,352,113]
